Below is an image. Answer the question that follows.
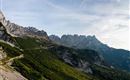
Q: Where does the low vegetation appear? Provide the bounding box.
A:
[0,37,130,80]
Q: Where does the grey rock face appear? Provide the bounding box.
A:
[0,11,49,41]
[49,46,103,74]
[0,22,14,44]
[58,50,92,74]
[49,35,61,44]
[49,34,107,50]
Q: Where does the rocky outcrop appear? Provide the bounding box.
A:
[49,46,103,74]
[0,22,15,43]
[0,11,15,44]
[0,11,49,41]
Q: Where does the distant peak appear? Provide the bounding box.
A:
[87,35,97,39]
[92,35,96,38]
[49,35,60,39]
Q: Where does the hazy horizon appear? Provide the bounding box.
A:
[0,0,129,50]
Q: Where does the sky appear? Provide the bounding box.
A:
[0,0,130,50]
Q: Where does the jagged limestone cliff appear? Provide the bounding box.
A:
[0,11,49,41]
[0,11,27,80]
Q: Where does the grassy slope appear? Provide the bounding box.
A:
[11,37,96,80]
[91,65,130,80]
[0,37,130,80]
[0,41,21,58]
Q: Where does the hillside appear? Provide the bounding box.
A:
[49,34,130,72]
[0,35,130,80]
[12,37,130,80]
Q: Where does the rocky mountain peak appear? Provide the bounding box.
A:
[0,11,49,41]
[86,35,101,44]
[49,34,102,49]
[87,35,96,39]
[49,35,60,41]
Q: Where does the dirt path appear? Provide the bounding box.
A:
[0,54,27,80]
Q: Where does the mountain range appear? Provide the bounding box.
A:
[49,34,130,72]
[0,11,130,80]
